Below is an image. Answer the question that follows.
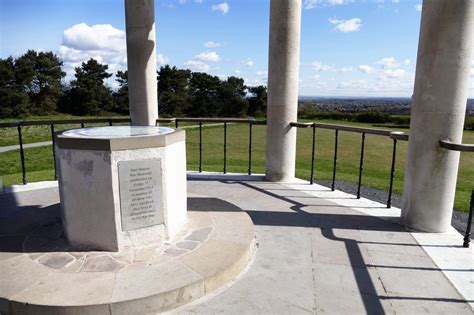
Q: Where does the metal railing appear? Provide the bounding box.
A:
[172,117,266,174]
[0,117,267,185]
[290,122,408,208]
[2,118,471,247]
[439,140,474,248]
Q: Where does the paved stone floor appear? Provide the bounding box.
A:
[1,178,472,314]
[0,188,254,314]
[178,179,473,314]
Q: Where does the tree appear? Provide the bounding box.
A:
[157,65,191,116]
[187,72,221,117]
[247,85,267,117]
[0,57,30,118]
[113,70,129,114]
[218,76,248,117]
[14,50,65,114]
[298,101,317,118]
[64,59,113,115]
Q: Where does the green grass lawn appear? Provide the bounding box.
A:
[1,119,472,212]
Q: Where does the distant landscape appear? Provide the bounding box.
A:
[297,97,474,130]
[299,96,474,115]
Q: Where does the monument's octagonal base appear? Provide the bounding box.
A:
[55,126,187,251]
[0,194,255,314]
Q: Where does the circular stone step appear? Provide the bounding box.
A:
[0,194,256,314]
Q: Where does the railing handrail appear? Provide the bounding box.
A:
[439,140,474,248]
[290,121,400,137]
[176,117,258,123]
[389,131,409,141]
[0,117,268,128]
[290,120,409,208]
[0,118,131,128]
[439,140,474,152]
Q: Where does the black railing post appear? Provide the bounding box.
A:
[175,120,179,128]
[50,124,57,180]
[357,133,366,199]
[17,125,27,185]
[463,190,473,248]
[223,122,227,174]
[248,122,253,175]
[199,121,203,173]
[387,138,398,208]
[81,122,85,128]
[310,124,316,185]
[331,129,339,191]
[109,119,113,126]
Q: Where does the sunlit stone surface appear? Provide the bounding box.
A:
[55,127,187,251]
[62,126,174,139]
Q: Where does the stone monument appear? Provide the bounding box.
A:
[55,126,187,251]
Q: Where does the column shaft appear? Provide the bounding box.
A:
[125,0,158,126]
[401,0,474,232]
[265,0,302,182]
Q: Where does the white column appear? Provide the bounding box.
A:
[401,0,474,232]
[125,0,158,126]
[265,0,302,182]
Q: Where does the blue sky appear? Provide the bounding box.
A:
[1,0,473,97]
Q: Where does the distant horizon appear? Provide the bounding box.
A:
[298,95,411,100]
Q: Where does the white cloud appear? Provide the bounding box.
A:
[62,23,126,52]
[376,57,399,68]
[304,0,350,10]
[194,51,220,62]
[59,23,128,85]
[383,68,406,78]
[204,41,221,48]
[256,70,268,77]
[235,69,242,74]
[358,65,373,74]
[157,53,169,66]
[183,51,219,72]
[184,59,210,72]
[328,18,362,33]
[312,61,334,72]
[339,67,353,73]
[403,58,411,65]
[58,23,169,87]
[415,3,422,11]
[243,58,254,67]
[212,2,229,14]
[338,80,368,90]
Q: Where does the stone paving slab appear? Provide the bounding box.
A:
[174,179,472,314]
[1,178,472,314]
[0,191,255,314]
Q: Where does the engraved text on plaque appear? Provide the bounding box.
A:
[118,159,163,231]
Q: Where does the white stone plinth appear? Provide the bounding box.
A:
[55,127,187,251]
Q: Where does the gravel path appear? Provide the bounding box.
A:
[316,179,471,239]
[0,141,53,153]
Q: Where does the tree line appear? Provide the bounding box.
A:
[0,50,267,119]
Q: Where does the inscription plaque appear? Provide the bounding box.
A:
[118,159,163,231]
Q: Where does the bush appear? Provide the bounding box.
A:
[465,116,474,130]
[354,111,391,123]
